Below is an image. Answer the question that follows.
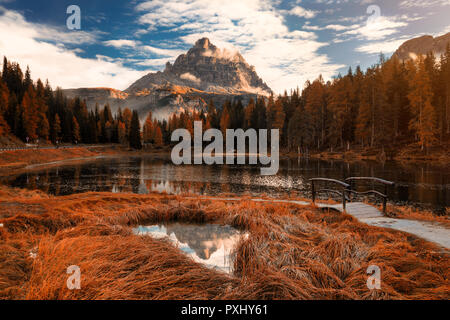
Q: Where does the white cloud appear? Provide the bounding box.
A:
[180,72,201,84]
[104,39,138,48]
[135,0,344,93]
[142,45,184,57]
[399,0,450,8]
[325,24,360,31]
[288,6,318,19]
[356,37,410,54]
[135,58,172,68]
[342,16,408,41]
[0,7,147,90]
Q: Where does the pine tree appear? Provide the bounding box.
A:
[117,121,127,144]
[21,86,39,141]
[154,126,163,146]
[0,79,10,136]
[408,56,437,150]
[255,96,267,130]
[72,116,80,143]
[129,110,142,149]
[104,120,113,142]
[269,97,285,143]
[244,98,256,129]
[38,115,50,141]
[440,43,450,137]
[207,100,219,129]
[304,76,327,149]
[1,57,8,83]
[52,114,61,143]
[23,66,32,92]
[0,113,8,136]
[328,75,353,148]
[122,108,132,140]
[265,94,276,130]
[354,66,386,147]
[143,112,154,143]
[220,103,231,136]
[419,100,438,152]
[355,100,371,147]
[384,57,410,140]
[231,99,245,129]
[0,79,9,114]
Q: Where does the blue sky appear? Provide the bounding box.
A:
[0,0,449,93]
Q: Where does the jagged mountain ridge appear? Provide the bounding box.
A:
[393,32,450,61]
[63,38,272,121]
[127,38,271,95]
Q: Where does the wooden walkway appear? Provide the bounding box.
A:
[319,202,450,250]
[187,197,450,251]
[316,202,384,219]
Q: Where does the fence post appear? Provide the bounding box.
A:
[342,189,346,211]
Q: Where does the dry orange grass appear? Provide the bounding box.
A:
[0,187,448,300]
[385,204,450,227]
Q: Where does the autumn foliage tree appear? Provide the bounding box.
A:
[154,126,163,146]
[407,56,438,151]
[143,112,154,143]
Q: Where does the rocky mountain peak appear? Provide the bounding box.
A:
[195,37,213,49]
[126,38,272,95]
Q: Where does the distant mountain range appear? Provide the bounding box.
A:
[64,38,271,121]
[393,32,450,61]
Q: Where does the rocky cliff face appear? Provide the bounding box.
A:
[63,38,271,121]
[393,32,450,61]
[126,38,271,95]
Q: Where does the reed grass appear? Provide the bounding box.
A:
[0,187,448,300]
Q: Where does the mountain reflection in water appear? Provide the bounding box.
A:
[1,155,448,211]
[133,223,246,274]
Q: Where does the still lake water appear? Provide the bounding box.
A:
[1,155,448,212]
[133,223,246,273]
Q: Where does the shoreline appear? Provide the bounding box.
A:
[284,144,450,164]
[1,143,449,167]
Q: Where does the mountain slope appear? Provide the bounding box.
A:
[127,38,271,95]
[393,32,450,61]
[63,38,271,121]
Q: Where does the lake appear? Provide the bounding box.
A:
[1,155,448,212]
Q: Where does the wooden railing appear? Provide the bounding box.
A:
[310,177,394,214]
[310,178,351,210]
[345,177,394,214]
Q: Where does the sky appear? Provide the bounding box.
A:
[0,0,449,94]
